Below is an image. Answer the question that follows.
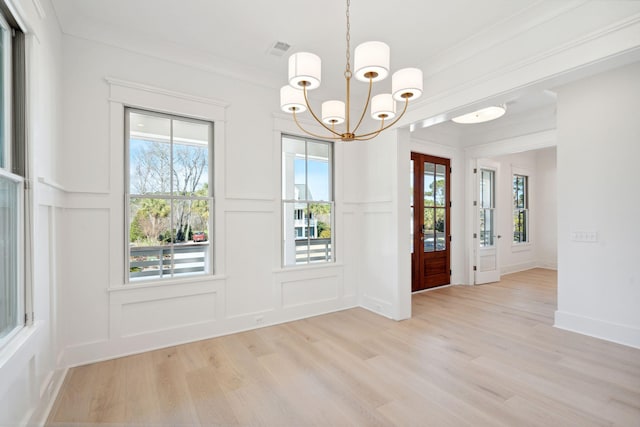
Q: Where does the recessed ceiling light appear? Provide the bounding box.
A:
[452,105,506,124]
[137,123,144,127]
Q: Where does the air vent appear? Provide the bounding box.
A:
[268,41,292,57]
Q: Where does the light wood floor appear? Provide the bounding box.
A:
[47,269,640,426]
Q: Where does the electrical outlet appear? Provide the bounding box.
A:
[571,231,598,242]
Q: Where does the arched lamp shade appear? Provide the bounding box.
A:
[322,100,345,124]
[289,52,321,90]
[371,94,396,120]
[280,85,307,113]
[354,41,390,82]
[451,105,507,124]
[392,68,423,101]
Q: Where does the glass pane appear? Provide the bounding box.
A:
[309,203,332,263]
[480,208,494,247]
[129,197,171,280]
[423,162,435,207]
[171,199,209,277]
[0,176,19,339]
[129,112,171,195]
[172,120,210,196]
[480,169,494,209]
[424,208,435,252]
[435,208,446,251]
[306,141,330,201]
[282,137,306,200]
[513,209,528,243]
[435,164,446,207]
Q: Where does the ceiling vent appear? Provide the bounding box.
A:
[268,41,292,57]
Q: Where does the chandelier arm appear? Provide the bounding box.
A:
[303,86,343,137]
[292,110,344,141]
[353,118,384,141]
[351,77,373,135]
[354,97,410,138]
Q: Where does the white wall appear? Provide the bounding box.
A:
[555,61,640,349]
[57,35,359,368]
[0,0,64,425]
[536,147,557,269]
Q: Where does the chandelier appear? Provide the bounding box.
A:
[279,0,423,142]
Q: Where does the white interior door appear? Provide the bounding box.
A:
[475,159,501,284]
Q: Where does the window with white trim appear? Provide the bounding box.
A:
[282,135,333,266]
[126,108,214,281]
[513,174,529,243]
[0,4,26,349]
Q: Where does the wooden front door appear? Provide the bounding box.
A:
[411,153,451,291]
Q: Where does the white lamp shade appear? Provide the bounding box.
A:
[451,105,506,124]
[371,94,396,120]
[322,100,345,124]
[288,52,321,90]
[354,41,390,82]
[280,85,307,114]
[392,67,423,101]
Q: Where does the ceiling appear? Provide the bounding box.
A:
[51,0,570,142]
[51,0,540,99]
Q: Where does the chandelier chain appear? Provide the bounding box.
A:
[345,0,351,77]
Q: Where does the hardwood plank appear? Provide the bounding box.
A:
[47,269,640,426]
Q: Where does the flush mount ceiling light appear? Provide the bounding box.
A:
[451,105,507,124]
[280,0,423,142]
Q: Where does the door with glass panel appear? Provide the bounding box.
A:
[475,160,501,284]
[411,153,450,291]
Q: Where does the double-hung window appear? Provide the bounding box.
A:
[0,4,26,349]
[282,135,333,266]
[513,174,529,243]
[126,109,213,282]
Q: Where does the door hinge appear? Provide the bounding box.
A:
[473,168,477,174]
[473,266,477,271]
[449,235,452,242]
[449,201,452,208]
[449,167,452,174]
[473,233,477,238]
[24,312,33,324]
[449,269,452,276]
[473,201,477,206]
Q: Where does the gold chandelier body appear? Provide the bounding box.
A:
[280,0,423,142]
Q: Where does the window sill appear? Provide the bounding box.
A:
[0,322,39,371]
[511,243,532,253]
[108,274,227,292]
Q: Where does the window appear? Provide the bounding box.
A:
[282,135,333,266]
[126,109,213,281]
[479,169,495,247]
[0,5,26,349]
[513,174,529,243]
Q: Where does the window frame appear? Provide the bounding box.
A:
[281,134,335,267]
[124,107,215,283]
[512,172,530,245]
[0,4,26,352]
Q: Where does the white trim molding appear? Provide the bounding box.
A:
[555,310,640,349]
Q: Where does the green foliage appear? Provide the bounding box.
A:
[317,221,331,238]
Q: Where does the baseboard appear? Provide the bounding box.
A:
[554,310,640,349]
[26,367,67,427]
[60,297,358,369]
[501,261,538,275]
[537,259,558,270]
